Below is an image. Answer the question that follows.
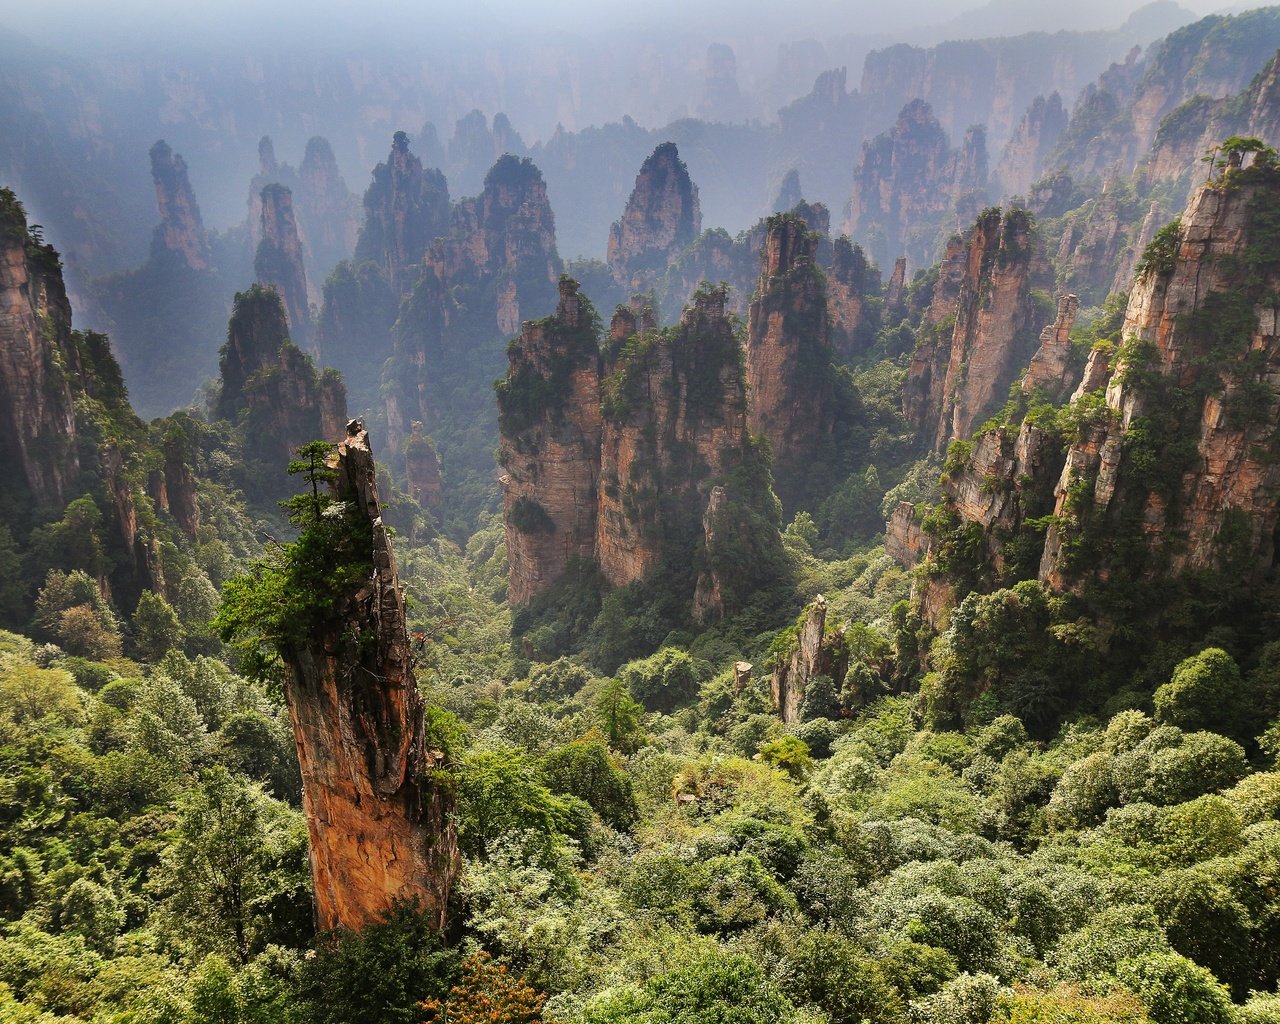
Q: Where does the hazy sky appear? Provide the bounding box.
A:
[1,0,1235,50]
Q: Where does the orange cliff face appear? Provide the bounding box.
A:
[0,192,80,508]
[901,208,1052,453]
[497,279,602,605]
[1042,165,1280,591]
[744,214,838,509]
[282,429,458,933]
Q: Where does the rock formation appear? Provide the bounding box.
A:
[149,140,210,271]
[295,137,360,287]
[596,286,753,586]
[826,236,883,359]
[745,214,838,509]
[354,131,452,296]
[385,155,561,459]
[608,143,702,292]
[280,427,458,932]
[1043,164,1280,590]
[0,189,80,508]
[497,279,602,604]
[770,597,849,724]
[402,423,443,511]
[846,100,989,271]
[217,285,347,474]
[772,169,804,213]
[423,155,560,337]
[497,282,785,619]
[903,207,1053,451]
[1021,293,1080,401]
[254,184,311,351]
[998,93,1067,199]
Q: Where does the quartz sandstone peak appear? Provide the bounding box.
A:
[149,140,210,271]
[1043,164,1280,590]
[281,428,458,932]
[608,142,702,292]
[497,278,602,604]
[745,213,837,508]
[0,190,80,507]
[255,184,310,351]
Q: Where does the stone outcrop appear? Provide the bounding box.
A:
[162,431,201,539]
[770,596,849,724]
[745,214,838,509]
[935,208,1052,449]
[885,502,931,567]
[354,131,452,296]
[846,100,989,271]
[826,236,883,360]
[608,143,702,292]
[497,279,602,604]
[904,208,1053,451]
[0,189,80,508]
[149,140,210,271]
[597,286,758,587]
[402,423,443,511]
[772,169,804,213]
[423,155,560,337]
[254,184,311,351]
[1021,293,1081,400]
[385,155,562,458]
[497,282,785,619]
[280,427,458,933]
[250,136,360,299]
[296,137,361,287]
[1042,166,1280,590]
[217,285,348,471]
[998,93,1067,199]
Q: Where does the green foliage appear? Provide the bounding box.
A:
[293,904,457,1024]
[214,441,372,679]
[581,950,800,1024]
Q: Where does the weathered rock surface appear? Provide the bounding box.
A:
[255,184,310,350]
[402,422,443,511]
[998,93,1067,199]
[826,236,883,360]
[608,143,702,292]
[1022,293,1080,401]
[497,281,785,619]
[217,285,348,470]
[846,100,989,271]
[745,214,837,508]
[497,279,602,604]
[0,190,80,507]
[904,208,1053,451]
[280,427,458,933]
[149,140,210,271]
[771,596,849,724]
[1043,166,1280,589]
[354,131,452,297]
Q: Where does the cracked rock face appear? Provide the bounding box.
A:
[1043,168,1280,590]
[281,429,458,933]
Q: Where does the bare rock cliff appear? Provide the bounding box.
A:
[608,142,702,292]
[281,428,458,932]
[0,190,80,508]
[497,279,602,604]
[1042,165,1280,590]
